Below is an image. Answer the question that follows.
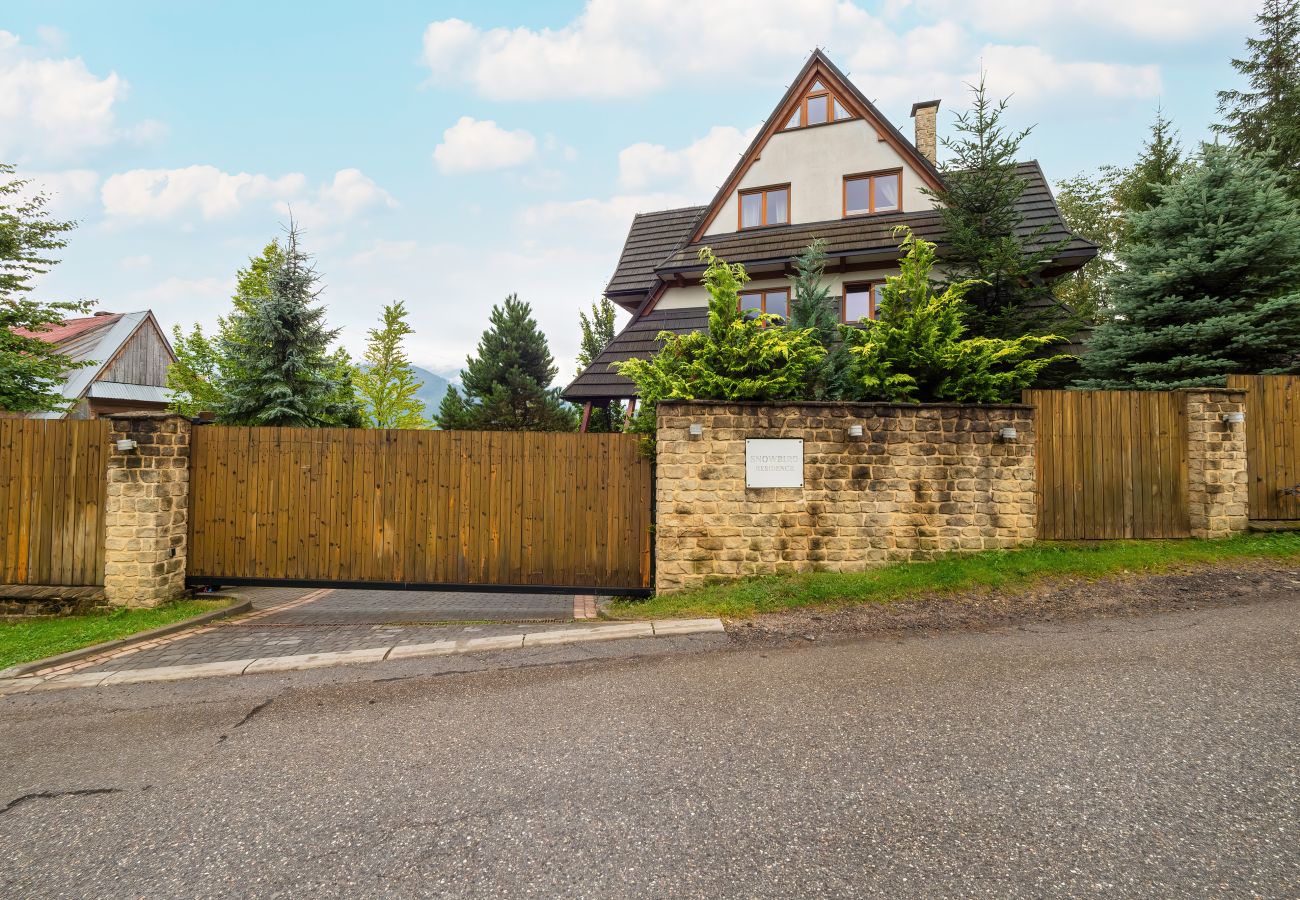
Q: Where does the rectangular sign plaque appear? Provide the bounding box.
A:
[745,438,804,488]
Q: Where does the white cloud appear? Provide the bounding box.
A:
[420,0,1175,112]
[0,29,158,163]
[976,45,1162,104]
[910,0,1255,42]
[517,192,695,247]
[277,168,396,227]
[618,125,758,194]
[433,116,538,174]
[100,165,393,226]
[19,168,101,216]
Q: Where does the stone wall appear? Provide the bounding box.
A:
[1184,389,1249,539]
[654,401,1036,595]
[103,414,191,608]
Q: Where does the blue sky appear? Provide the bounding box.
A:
[3,0,1261,383]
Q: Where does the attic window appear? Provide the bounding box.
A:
[739,185,789,229]
[783,79,855,130]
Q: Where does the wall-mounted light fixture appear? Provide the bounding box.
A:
[115,438,138,453]
[847,424,864,439]
[688,423,704,439]
[998,426,1018,442]
[1222,411,1245,425]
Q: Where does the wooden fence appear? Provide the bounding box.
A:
[187,427,654,592]
[1023,390,1190,540]
[0,419,110,587]
[1228,374,1300,521]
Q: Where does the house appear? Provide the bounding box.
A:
[562,50,1097,423]
[11,310,177,419]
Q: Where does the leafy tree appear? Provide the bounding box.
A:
[787,239,856,400]
[1079,145,1300,389]
[927,77,1070,339]
[355,301,429,429]
[214,224,363,427]
[577,296,623,432]
[1215,0,1300,199]
[615,248,825,411]
[0,164,93,413]
[166,323,223,417]
[845,228,1066,403]
[436,293,576,431]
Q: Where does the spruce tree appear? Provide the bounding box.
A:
[214,224,363,426]
[1215,0,1300,199]
[355,301,429,429]
[0,163,94,413]
[1115,107,1191,216]
[927,77,1069,339]
[437,293,576,431]
[786,240,855,400]
[1078,145,1300,389]
[576,297,623,432]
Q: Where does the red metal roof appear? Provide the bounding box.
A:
[12,313,122,344]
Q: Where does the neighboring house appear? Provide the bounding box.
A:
[11,310,177,419]
[562,50,1098,419]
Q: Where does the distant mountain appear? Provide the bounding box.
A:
[411,366,451,418]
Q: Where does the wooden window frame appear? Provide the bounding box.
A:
[841,280,885,323]
[784,85,853,130]
[739,287,792,319]
[737,184,791,230]
[842,169,903,218]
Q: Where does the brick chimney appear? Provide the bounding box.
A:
[910,99,940,165]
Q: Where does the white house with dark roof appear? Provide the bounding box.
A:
[11,310,176,419]
[562,50,1097,421]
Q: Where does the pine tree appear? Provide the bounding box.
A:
[1115,107,1191,216]
[0,163,94,413]
[1078,145,1300,389]
[927,77,1070,339]
[1215,0,1300,199]
[436,294,576,431]
[577,297,623,432]
[786,240,856,399]
[214,224,363,426]
[355,301,429,429]
[845,228,1066,403]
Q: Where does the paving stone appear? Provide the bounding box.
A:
[653,618,727,636]
[243,648,389,674]
[523,623,655,646]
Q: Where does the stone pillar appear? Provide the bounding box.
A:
[1184,389,1249,539]
[103,414,192,607]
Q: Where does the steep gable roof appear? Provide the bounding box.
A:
[689,49,945,242]
[606,206,704,299]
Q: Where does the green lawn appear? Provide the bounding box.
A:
[0,599,233,672]
[610,532,1300,621]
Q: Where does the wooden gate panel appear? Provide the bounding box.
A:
[1228,374,1300,520]
[1024,390,1190,540]
[0,419,109,587]
[188,427,653,591]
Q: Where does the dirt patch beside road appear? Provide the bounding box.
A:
[727,559,1300,647]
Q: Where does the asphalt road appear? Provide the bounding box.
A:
[1,597,1296,899]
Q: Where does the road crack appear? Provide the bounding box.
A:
[234,698,272,728]
[1,787,123,817]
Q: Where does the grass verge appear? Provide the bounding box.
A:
[609,533,1300,621]
[0,599,232,671]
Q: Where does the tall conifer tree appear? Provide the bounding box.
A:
[355,301,429,429]
[786,240,855,400]
[437,294,575,431]
[1215,0,1300,199]
[576,297,623,432]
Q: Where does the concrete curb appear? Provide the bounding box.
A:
[0,598,252,680]
[0,618,726,695]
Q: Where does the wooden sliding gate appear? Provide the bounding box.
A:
[187,427,654,593]
[1024,390,1190,540]
[1228,374,1300,521]
[0,419,110,588]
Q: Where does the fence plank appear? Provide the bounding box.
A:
[187,427,653,590]
[1229,374,1300,520]
[1024,390,1190,540]
[0,419,109,587]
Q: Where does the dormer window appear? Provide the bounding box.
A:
[738,184,790,229]
[783,80,853,130]
[843,170,902,217]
